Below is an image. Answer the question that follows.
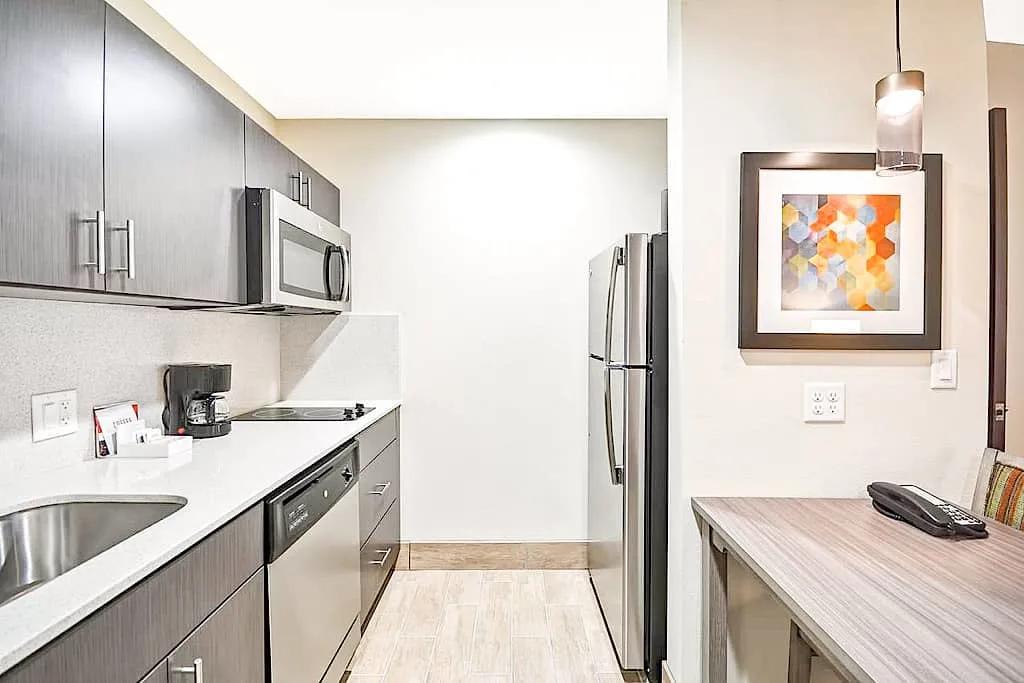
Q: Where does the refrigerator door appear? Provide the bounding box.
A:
[587,364,647,670]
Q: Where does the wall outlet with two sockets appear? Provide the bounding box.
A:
[803,382,845,423]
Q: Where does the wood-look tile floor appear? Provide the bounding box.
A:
[346,570,641,683]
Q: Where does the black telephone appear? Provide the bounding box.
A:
[867,482,988,539]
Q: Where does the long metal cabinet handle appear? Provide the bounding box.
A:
[111,219,136,279]
[82,210,106,275]
[290,172,301,203]
[603,246,623,363]
[370,547,393,566]
[604,366,623,486]
[171,657,204,682]
[370,481,391,495]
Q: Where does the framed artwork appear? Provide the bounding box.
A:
[739,152,942,350]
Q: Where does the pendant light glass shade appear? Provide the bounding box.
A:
[875,70,925,175]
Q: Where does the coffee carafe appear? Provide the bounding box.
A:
[162,363,232,438]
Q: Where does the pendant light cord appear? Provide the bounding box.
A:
[895,0,903,72]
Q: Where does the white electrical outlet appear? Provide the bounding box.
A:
[31,389,78,442]
[804,382,845,423]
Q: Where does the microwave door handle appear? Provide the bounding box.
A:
[323,246,336,300]
[341,245,351,303]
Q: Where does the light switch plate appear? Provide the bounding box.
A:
[930,350,958,389]
[803,382,846,423]
[31,389,78,442]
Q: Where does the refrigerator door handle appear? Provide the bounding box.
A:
[604,366,624,486]
[604,246,623,363]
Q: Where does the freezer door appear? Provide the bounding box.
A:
[588,235,649,365]
[588,358,646,670]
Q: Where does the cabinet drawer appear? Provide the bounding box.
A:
[0,506,262,683]
[357,410,398,467]
[360,502,399,623]
[359,440,399,545]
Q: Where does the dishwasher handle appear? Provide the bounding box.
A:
[265,440,359,562]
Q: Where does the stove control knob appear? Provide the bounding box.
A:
[355,402,366,411]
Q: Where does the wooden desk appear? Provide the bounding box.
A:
[692,498,1024,683]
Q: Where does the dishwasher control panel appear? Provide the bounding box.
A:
[265,442,359,561]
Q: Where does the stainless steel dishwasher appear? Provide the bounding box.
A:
[266,441,360,683]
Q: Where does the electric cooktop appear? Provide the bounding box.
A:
[233,403,375,422]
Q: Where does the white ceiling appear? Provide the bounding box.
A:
[143,0,668,120]
[985,0,1024,44]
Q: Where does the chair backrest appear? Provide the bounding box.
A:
[972,447,1024,519]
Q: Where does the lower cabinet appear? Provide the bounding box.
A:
[143,569,265,683]
[356,410,401,624]
[0,507,263,683]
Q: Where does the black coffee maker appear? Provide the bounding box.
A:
[162,363,232,438]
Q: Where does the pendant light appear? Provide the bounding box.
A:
[875,0,925,176]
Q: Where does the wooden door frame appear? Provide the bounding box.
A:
[989,107,1009,450]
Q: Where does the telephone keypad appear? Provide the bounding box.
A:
[939,503,985,527]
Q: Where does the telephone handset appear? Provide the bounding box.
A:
[867,482,988,539]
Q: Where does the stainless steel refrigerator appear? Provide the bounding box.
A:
[588,232,668,681]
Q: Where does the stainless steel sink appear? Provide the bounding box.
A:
[0,497,186,606]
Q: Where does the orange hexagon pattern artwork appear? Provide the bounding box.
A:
[781,194,900,311]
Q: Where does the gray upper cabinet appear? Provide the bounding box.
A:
[245,118,341,226]
[103,7,245,303]
[0,0,105,291]
[297,159,341,226]
[244,117,300,203]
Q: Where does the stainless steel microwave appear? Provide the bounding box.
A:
[243,188,351,314]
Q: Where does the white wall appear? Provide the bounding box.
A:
[0,298,280,477]
[281,314,402,401]
[985,0,1024,44]
[278,119,667,542]
[988,42,1024,454]
[667,1,991,681]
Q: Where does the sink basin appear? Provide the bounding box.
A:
[0,497,186,606]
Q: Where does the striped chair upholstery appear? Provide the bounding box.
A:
[972,448,1024,529]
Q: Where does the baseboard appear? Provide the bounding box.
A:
[399,541,587,570]
[661,661,676,683]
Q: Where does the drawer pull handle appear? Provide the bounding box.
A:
[370,547,393,566]
[370,481,392,496]
[171,657,204,682]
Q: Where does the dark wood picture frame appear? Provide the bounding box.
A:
[739,152,943,350]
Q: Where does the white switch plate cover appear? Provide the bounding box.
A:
[31,389,78,442]
[803,382,846,423]
[930,350,958,389]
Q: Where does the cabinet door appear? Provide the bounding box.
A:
[103,7,245,303]
[167,570,266,683]
[297,159,341,226]
[0,0,105,290]
[244,117,299,201]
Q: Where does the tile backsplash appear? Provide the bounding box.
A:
[0,298,281,477]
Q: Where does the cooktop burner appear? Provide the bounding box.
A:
[234,403,375,422]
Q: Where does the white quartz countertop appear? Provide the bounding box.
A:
[0,400,400,675]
